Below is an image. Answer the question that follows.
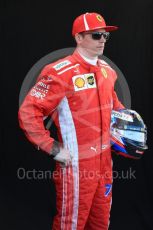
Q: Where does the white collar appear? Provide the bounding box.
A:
[78,52,98,66]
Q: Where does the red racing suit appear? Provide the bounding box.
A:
[18,51,124,230]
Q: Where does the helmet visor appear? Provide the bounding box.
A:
[117,129,145,142]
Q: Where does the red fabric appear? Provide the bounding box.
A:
[72,12,118,36]
[18,51,124,229]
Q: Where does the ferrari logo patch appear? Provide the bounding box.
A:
[101,68,108,78]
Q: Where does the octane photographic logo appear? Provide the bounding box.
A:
[19,47,131,159]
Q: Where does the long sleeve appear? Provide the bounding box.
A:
[18,67,66,154]
[112,69,125,110]
[112,90,125,110]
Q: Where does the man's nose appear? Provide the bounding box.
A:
[99,37,106,43]
[101,35,106,42]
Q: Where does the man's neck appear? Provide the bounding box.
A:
[76,48,98,66]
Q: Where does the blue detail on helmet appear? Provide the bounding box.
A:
[111,142,127,154]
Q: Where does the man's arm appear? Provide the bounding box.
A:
[112,69,125,110]
[112,90,125,110]
[18,67,65,154]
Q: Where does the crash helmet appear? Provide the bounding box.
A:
[111,109,148,159]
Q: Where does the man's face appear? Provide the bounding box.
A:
[76,29,109,57]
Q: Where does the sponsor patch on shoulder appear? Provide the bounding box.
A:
[53,60,71,71]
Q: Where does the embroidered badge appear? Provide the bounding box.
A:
[101,67,108,78]
[85,73,97,88]
[96,15,103,22]
[72,73,96,91]
[53,60,71,71]
[72,75,87,91]
[75,77,86,88]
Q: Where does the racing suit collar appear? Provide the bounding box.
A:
[72,50,101,72]
[77,51,98,66]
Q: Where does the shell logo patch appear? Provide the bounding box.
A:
[96,15,103,22]
[101,67,108,78]
[72,73,96,91]
[75,77,85,88]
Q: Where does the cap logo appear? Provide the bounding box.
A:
[96,15,103,22]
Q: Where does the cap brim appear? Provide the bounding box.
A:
[85,26,118,33]
[73,25,119,36]
[104,26,118,31]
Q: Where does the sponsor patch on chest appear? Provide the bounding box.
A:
[53,60,71,71]
[72,73,96,91]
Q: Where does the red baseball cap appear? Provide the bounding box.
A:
[72,12,118,36]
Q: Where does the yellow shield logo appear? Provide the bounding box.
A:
[96,15,103,22]
[101,68,108,78]
[75,77,85,88]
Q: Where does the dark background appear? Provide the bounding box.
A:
[1,0,153,229]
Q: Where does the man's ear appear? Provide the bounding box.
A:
[75,33,83,44]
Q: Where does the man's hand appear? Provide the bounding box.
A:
[50,141,73,167]
[53,147,73,167]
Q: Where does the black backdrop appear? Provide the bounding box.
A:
[1,0,153,229]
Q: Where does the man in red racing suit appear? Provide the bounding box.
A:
[18,12,124,230]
